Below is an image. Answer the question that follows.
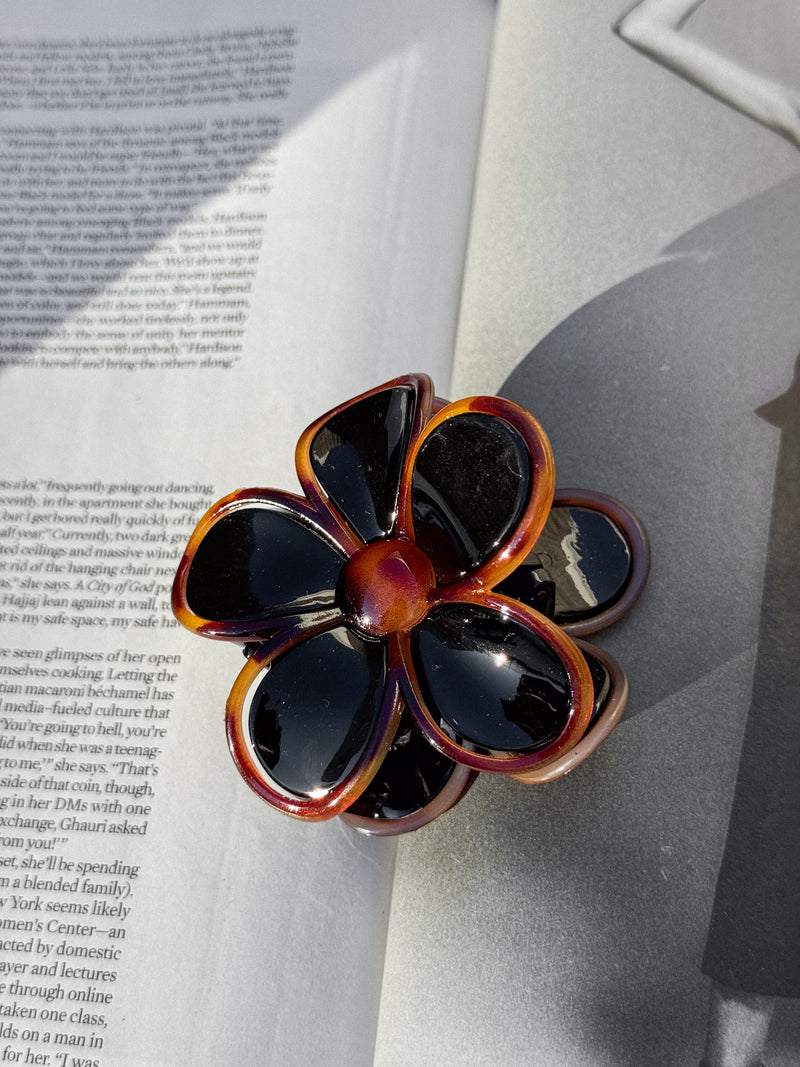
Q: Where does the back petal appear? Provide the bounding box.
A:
[511,639,629,784]
[342,708,476,832]
[495,489,650,635]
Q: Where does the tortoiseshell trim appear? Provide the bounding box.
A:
[340,759,478,836]
[552,488,650,637]
[399,393,556,591]
[171,487,351,642]
[225,632,404,821]
[510,639,629,783]
[172,374,648,832]
[342,637,627,830]
[395,590,595,775]
[295,373,435,549]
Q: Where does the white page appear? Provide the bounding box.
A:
[0,3,495,1064]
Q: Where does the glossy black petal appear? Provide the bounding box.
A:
[411,413,531,582]
[186,505,345,623]
[310,384,416,542]
[497,505,632,624]
[581,644,611,730]
[411,603,571,753]
[248,627,386,798]
[346,709,457,820]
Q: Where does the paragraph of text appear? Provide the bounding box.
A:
[0,479,211,631]
[0,27,297,111]
[0,117,280,369]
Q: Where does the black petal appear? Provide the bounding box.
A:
[186,504,345,623]
[411,602,571,753]
[310,384,416,541]
[497,503,633,625]
[248,627,386,797]
[411,413,531,582]
[346,709,458,820]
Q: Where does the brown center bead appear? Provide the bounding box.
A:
[338,538,436,637]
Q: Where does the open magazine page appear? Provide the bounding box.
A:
[0,2,495,1064]
[377,1,800,1065]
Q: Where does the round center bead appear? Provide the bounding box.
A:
[338,538,436,638]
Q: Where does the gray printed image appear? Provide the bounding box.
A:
[379,2,800,1064]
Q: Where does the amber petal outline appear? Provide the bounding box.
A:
[394,591,594,775]
[295,373,435,547]
[550,489,650,637]
[226,628,405,821]
[172,487,353,642]
[510,639,629,783]
[398,394,555,591]
[340,740,478,836]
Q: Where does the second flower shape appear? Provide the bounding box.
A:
[173,373,604,828]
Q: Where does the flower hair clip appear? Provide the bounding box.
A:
[172,374,648,834]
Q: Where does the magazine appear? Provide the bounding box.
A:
[378,2,800,1066]
[0,2,493,1063]
[2,1,799,1065]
